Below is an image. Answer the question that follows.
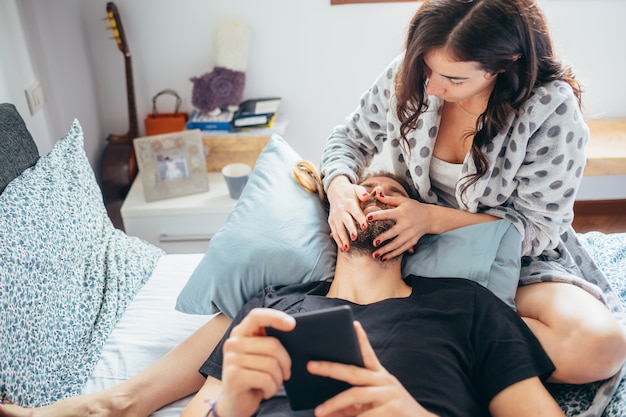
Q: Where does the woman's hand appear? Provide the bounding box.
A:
[367,193,500,260]
[309,321,437,417]
[366,194,432,261]
[218,308,296,417]
[327,175,371,252]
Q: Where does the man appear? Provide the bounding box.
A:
[181,174,565,417]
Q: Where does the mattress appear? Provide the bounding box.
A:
[82,253,215,416]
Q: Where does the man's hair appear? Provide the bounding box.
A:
[294,161,410,260]
[292,161,416,209]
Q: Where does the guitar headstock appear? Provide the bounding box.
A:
[105,2,130,55]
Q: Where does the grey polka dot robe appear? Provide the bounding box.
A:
[321,54,624,414]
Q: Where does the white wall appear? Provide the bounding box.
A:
[1,0,625,196]
[80,0,417,163]
[539,0,626,119]
[0,0,56,154]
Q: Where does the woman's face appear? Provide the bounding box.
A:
[423,48,498,102]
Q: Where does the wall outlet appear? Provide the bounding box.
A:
[25,80,46,115]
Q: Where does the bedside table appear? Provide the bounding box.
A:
[121,172,236,253]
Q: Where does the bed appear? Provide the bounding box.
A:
[0,102,625,416]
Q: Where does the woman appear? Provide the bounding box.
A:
[320,0,626,391]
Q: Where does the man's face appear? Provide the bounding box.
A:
[350,176,409,253]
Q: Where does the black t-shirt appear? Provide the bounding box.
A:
[200,276,554,417]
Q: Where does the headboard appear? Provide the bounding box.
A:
[0,103,39,194]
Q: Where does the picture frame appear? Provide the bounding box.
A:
[133,129,209,202]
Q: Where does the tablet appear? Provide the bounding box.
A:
[265,305,364,410]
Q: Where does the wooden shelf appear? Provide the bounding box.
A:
[573,199,626,233]
[584,119,626,176]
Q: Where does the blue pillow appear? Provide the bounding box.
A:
[175,135,336,318]
[175,135,521,318]
[403,220,521,310]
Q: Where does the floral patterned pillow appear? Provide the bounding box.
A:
[0,120,164,406]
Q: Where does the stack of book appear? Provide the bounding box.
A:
[185,110,234,132]
[231,97,281,130]
[185,97,282,132]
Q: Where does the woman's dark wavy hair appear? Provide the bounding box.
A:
[396,0,582,195]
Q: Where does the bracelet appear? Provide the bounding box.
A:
[204,392,222,417]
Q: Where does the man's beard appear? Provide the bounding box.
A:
[350,218,396,253]
[349,197,396,255]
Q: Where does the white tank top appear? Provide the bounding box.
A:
[429,157,463,208]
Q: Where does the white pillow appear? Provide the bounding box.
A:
[0,120,164,406]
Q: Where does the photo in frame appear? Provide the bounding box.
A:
[133,129,209,202]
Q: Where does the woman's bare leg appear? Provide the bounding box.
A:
[0,314,232,417]
[516,282,626,384]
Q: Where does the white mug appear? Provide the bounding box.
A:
[222,163,251,199]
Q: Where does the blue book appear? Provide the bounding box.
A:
[185,110,233,131]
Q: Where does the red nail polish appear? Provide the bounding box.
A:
[367,215,373,221]
[351,232,357,240]
[374,240,380,247]
[361,223,367,230]
[373,253,380,259]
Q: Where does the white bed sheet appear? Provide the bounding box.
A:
[82,253,216,416]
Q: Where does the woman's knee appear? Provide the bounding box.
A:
[567,316,626,382]
[516,282,626,383]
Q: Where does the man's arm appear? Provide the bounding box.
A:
[181,377,223,417]
[181,308,296,417]
[489,376,565,417]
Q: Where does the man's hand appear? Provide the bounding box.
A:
[308,321,438,417]
[218,308,296,417]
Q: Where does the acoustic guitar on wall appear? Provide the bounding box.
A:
[100,1,139,230]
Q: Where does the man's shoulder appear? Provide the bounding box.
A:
[407,275,506,305]
[261,280,330,304]
[266,280,329,293]
[408,275,483,290]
